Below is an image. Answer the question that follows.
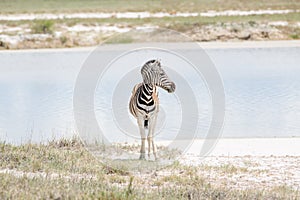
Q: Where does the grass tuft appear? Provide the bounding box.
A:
[31,20,54,34]
[290,34,299,39]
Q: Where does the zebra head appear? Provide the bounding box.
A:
[141,59,176,93]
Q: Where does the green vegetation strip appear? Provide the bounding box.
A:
[0,0,300,14]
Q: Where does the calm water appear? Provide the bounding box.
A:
[0,45,299,144]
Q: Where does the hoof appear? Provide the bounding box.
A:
[139,154,146,160]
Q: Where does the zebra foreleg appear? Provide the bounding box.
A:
[137,117,146,160]
[147,136,151,158]
[148,115,158,160]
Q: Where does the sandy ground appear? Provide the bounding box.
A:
[181,155,300,190]
[1,22,299,49]
[177,138,300,190]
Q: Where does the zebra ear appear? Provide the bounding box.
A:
[156,59,162,67]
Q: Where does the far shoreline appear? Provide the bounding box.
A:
[0,40,300,53]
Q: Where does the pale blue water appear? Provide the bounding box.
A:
[0,46,299,144]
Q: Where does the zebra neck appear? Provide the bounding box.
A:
[143,83,154,95]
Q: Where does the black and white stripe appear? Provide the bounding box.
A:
[129,83,158,128]
[129,59,175,160]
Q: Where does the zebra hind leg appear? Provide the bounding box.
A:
[147,136,157,160]
[147,136,151,159]
[152,138,157,160]
[139,138,146,160]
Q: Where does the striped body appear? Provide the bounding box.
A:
[129,83,159,127]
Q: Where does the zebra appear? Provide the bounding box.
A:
[129,59,176,160]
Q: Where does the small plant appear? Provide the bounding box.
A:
[32,20,54,34]
[126,176,134,197]
[248,20,256,27]
[290,34,299,39]
[59,36,68,44]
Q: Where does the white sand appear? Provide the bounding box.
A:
[200,9,298,17]
[185,138,300,157]
[0,10,298,21]
[178,138,300,189]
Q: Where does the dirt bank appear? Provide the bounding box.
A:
[0,19,299,49]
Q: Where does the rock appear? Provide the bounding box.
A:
[0,40,9,49]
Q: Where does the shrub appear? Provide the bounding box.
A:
[32,20,54,34]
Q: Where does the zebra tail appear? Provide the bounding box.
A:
[144,120,148,129]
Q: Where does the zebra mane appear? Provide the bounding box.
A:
[141,59,160,72]
[145,59,156,65]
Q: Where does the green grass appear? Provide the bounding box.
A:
[105,34,134,44]
[0,0,300,14]
[291,34,299,39]
[0,139,300,199]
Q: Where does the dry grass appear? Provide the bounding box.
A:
[0,138,299,199]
